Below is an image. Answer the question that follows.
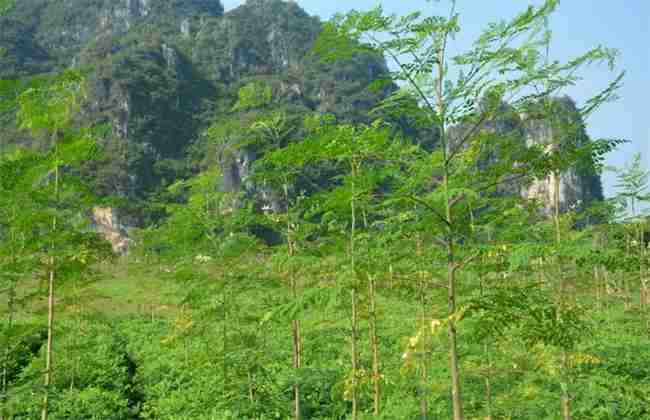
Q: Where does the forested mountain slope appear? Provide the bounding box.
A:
[0,0,390,215]
[1,0,601,224]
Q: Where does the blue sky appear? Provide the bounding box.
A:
[224,0,649,199]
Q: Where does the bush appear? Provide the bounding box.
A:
[0,323,46,387]
[5,319,137,419]
[52,387,131,420]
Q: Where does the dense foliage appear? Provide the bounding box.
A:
[1,1,649,419]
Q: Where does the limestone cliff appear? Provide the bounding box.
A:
[0,0,224,75]
[0,0,391,205]
[521,97,603,213]
[448,97,603,214]
[0,0,602,224]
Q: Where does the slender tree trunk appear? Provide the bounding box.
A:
[292,318,301,420]
[442,155,462,420]
[553,171,572,420]
[69,275,83,392]
[416,232,428,420]
[349,165,359,420]
[446,250,463,420]
[42,142,59,420]
[478,268,494,420]
[284,183,302,420]
[222,288,228,400]
[420,371,428,420]
[603,268,612,316]
[419,307,429,420]
[184,336,189,368]
[483,342,494,420]
[561,350,572,420]
[1,282,15,420]
[248,371,255,403]
[351,288,359,420]
[1,211,18,420]
[41,261,55,420]
[640,225,649,335]
[624,235,632,310]
[444,175,463,420]
[638,225,646,310]
[368,275,380,416]
[434,7,463,416]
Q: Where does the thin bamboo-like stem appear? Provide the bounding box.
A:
[561,350,572,420]
[480,271,494,420]
[1,208,18,420]
[351,288,359,420]
[284,182,302,420]
[1,283,15,420]
[483,341,494,420]
[416,231,428,420]
[222,288,228,400]
[472,208,494,420]
[638,225,646,310]
[552,170,572,420]
[624,234,632,310]
[369,275,380,416]
[42,138,60,420]
[640,226,649,335]
[595,266,602,310]
[433,4,463,418]
[350,161,359,420]
[292,318,301,419]
[419,298,429,420]
[248,371,255,403]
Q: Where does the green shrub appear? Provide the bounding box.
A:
[6,319,136,419]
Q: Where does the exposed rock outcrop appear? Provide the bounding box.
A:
[1,0,391,207]
[521,97,603,213]
[0,0,224,75]
[448,97,603,214]
[91,207,130,255]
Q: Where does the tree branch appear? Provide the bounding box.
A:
[405,194,451,227]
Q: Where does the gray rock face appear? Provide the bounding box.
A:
[0,0,224,75]
[222,148,255,193]
[1,0,223,199]
[76,35,210,196]
[520,97,603,213]
[448,97,603,213]
[2,0,391,205]
[220,146,282,213]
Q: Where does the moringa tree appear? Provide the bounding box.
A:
[609,153,650,317]
[257,116,408,417]
[14,71,112,420]
[315,1,624,418]
[610,153,650,220]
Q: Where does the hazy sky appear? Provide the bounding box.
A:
[224,1,649,199]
